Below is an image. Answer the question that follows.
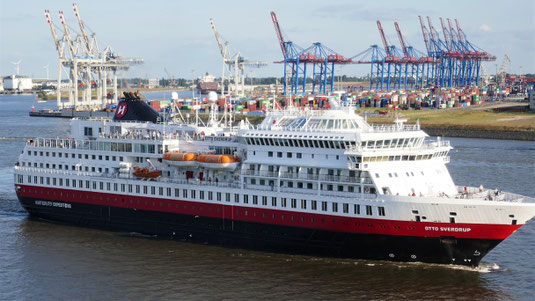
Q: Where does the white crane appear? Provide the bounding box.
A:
[479,63,489,87]
[210,18,232,97]
[73,2,98,56]
[58,10,79,59]
[164,68,174,88]
[209,18,266,97]
[498,55,511,86]
[44,10,64,59]
[44,3,143,110]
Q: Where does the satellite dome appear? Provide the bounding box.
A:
[208,91,218,103]
[171,92,179,100]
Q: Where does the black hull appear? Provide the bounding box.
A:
[18,195,500,266]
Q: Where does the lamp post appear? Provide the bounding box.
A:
[191,69,195,100]
[495,64,498,85]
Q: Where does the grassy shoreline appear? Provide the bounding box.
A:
[362,107,535,131]
[361,105,535,141]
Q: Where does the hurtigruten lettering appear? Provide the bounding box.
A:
[35,200,71,208]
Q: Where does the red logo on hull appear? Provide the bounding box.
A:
[116,102,128,118]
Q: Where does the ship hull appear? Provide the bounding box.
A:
[17,194,502,266]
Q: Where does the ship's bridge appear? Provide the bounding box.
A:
[259,107,371,133]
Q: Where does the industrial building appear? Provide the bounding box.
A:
[3,75,33,92]
[148,78,159,89]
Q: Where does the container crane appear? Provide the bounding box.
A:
[419,16,432,55]
[271,11,287,60]
[73,2,96,56]
[418,16,435,87]
[210,18,231,97]
[164,68,174,88]
[210,18,266,97]
[351,45,386,90]
[44,10,64,59]
[300,42,351,94]
[270,11,307,95]
[58,11,77,59]
[45,9,70,106]
[45,3,143,110]
[454,19,496,86]
[394,22,426,89]
[377,20,401,90]
[446,18,469,86]
[427,16,451,87]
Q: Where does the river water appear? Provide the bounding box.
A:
[1,94,534,300]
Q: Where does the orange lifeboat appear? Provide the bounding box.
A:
[197,154,240,170]
[163,151,199,167]
[133,168,162,178]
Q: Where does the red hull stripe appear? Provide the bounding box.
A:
[16,185,521,240]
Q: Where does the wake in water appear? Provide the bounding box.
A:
[437,261,501,273]
[120,232,158,239]
[0,198,26,216]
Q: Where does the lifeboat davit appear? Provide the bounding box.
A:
[197,154,240,170]
[163,151,199,167]
[133,168,162,178]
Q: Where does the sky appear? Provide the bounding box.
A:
[1,0,534,80]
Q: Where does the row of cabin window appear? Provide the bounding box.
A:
[246,137,356,149]
[248,178,376,194]
[81,140,164,154]
[266,151,343,161]
[248,165,358,177]
[28,141,164,155]
[17,175,385,217]
[22,161,121,174]
[22,157,152,173]
[362,137,424,149]
[27,150,124,162]
[363,154,434,162]
[22,161,110,173]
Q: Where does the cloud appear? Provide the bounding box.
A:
[479,24,492,32]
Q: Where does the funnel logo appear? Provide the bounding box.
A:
[116,102,128,118]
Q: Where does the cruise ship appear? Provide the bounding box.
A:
[13,93,535,266]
